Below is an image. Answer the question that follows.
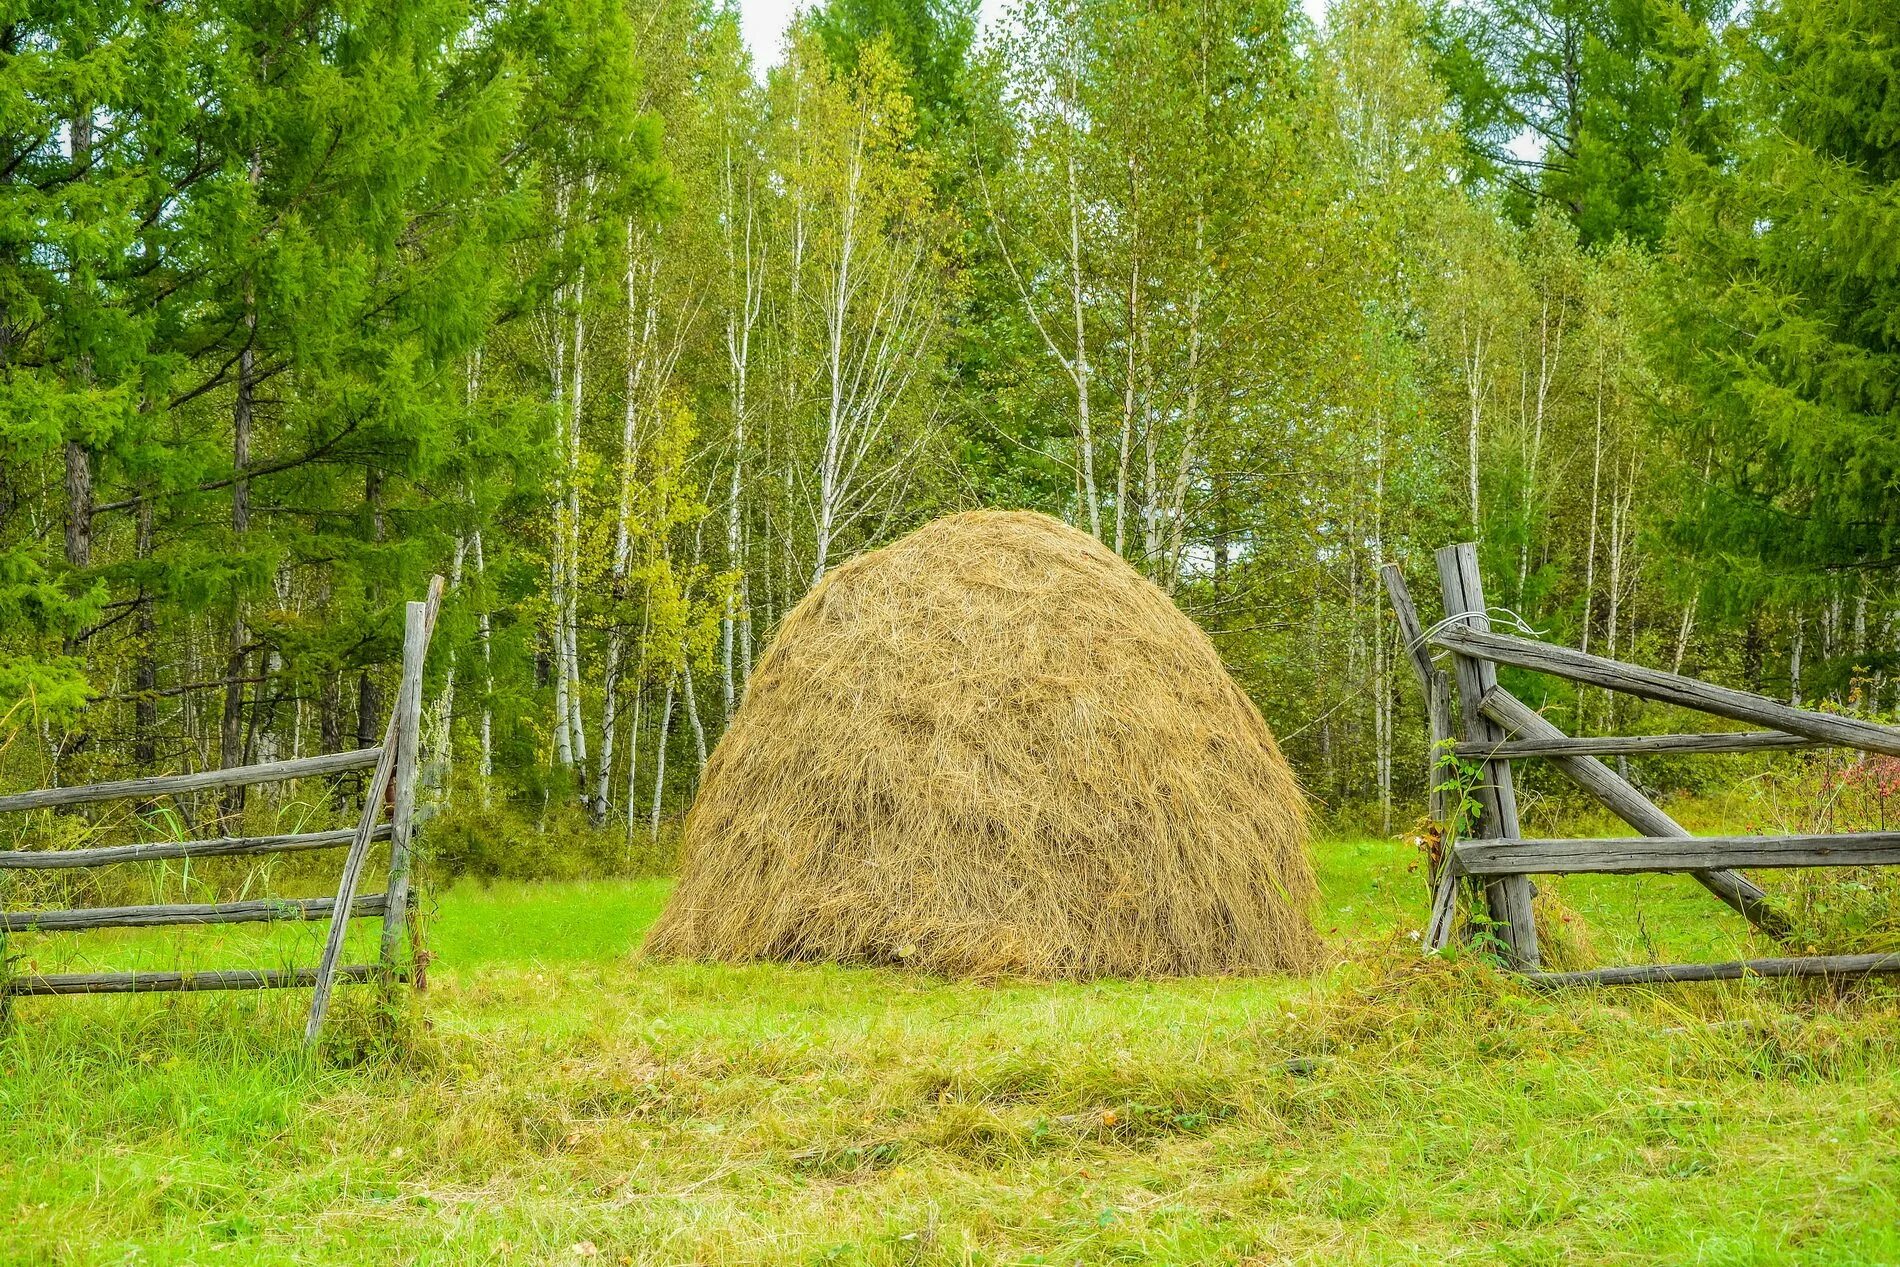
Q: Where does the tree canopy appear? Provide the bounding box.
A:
[3,0,1894,839]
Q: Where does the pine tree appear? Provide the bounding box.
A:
[1662,0,1900,671]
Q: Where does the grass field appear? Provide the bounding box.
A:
[4,838,1899,1265]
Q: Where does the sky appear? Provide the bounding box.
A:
[736,0,1327,69]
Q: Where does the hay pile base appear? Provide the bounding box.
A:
[646,509,1320,979]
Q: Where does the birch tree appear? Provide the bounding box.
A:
[772,31,951,585]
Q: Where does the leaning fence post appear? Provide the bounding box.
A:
[1379,563,1454,827]
[378,599,430,988]
[303,735,400,1048]
[1434,543,1539,968]
[1380,562,1461,948]
[305,576,443,1048]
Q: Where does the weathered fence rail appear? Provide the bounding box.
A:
[12,965,384,997]
[1457,832,1900,876]
[0,893,396,934]
[0,747,383,815]
[1383,543,1900,988]
[1523,954,1900,988]
[0,577,444,1044]
[0,825,388,870]
[1453,731,1818,760]
[1431,623,1900,756]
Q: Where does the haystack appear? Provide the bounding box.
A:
[646,509,1319,979]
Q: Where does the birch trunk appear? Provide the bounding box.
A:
[1604,449,1635,730]
[473,531,494,792]
[1518,296,1563,594]
[1372,414,1391,834]
[1143,343,1160,566]
[133,494,157,770]
[1579,341,1605,729]
[1065,108,1098,538]
[1673,591,1698,674]
[623,682,644,850]
[649,675,675,842]
[594,234,659,822]
[722,142,762,721]
[1114,153,1140,559]
[1162,214,1207,592]
[622,612,649,847]
[564,251,589,775]
[1791,618,1805,708]
[683,660,708,770]
[1463,309,1486,532]
[809,134,937,585]
[548,212,575,771]
[811,116,865,585]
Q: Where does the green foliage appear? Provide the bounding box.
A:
[1661,0,1900,621]
[1738,747,1900,956]
[809,0,979,131]
[8,0,1900,861]
[422,795,675,881]
[1429,0,1730,245]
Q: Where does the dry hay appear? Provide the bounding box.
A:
[645,509,1320,979]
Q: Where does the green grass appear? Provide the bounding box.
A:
[3,839,1899,1264]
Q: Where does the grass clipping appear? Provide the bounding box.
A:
[647,509,1320,979]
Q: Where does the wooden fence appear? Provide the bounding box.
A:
[1383,543,1900,988]
[0,577,445,1045]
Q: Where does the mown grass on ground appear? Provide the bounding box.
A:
[3,840,1898,1265]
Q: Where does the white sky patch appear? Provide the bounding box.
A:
[736,0,1330,72]
[735,0,800,67]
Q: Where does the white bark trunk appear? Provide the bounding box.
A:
[1791,618,1805,708]
[594,231,660,822]
[722,141,762,723]
[474,530,493,794]
[1114,154,1140,559]
[565,253,589,775]
[1581,342,1605,672]
[1066,129,1098,538]
[1463,309,1486,531]
[683,659,708,770]
[1673,591,1698,674]
[549,261,574,771]
[649,675,675,842]
[623,681,644,847]
[1162,215,1207,592]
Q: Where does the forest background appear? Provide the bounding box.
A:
[3,0,1895,862]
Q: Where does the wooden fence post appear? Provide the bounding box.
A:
[1434,543,1539,968]
[1379,563,1454,827]
[1379,562,1462,950]
[305,576,443,1048]
[378,600,428,987]
[302,732,401,1047]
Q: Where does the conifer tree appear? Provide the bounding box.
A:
[1662,0,1900,676]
